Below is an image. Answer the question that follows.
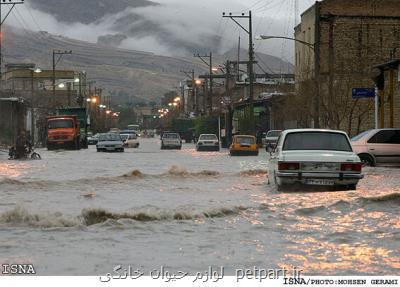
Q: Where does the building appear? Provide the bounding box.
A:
[1,63,87,145]
[0,98,27,146]
[295,0,400,135]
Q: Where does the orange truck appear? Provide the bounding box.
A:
[46,115,81,150]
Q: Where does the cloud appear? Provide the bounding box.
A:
[6,0,315,61]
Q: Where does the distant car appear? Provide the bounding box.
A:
[96,133,124,152]
[161,133,182,150]
[87,133,99,145]
[351,128,400,166]
[196,134,220,151]
[268,129,363,191]
[264,130,282,151]
[120,133,139,148]
[229,135,258,156]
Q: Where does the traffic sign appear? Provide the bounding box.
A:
[352,88,375,99]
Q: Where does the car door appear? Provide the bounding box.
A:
[366,130,400,163]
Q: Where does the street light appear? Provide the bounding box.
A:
[255,35,315,50]
[256,34,319,128]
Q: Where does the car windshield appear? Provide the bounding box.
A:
[351,130,371,141]
[236,136,255,145]
[267,130,281,137]
[48,119,73,129]
[199,135,217,140]
[99,133,121,141]
[283,132,352,152]
[163,133,179,139]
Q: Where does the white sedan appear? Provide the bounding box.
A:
[268,129,363,190]
[196,134,220,151]
[96,133,124,152]
[120,133,139,148]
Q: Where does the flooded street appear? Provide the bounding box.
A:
[0,138,399,275]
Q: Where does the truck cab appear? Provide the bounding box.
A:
[46,116,80,150]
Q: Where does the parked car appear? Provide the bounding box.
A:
[87,133,99,145]
[161,133,182,150]
[120,133,139,148]
[268,129,363,191]
[264,130,282,151]
[229,135,258,156]
[351,128,400,166]
[96,133,124,152]
[196,134,220,151]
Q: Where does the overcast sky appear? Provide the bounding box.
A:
[5,0,316,62]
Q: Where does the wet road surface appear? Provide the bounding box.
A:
[0,138,399,275]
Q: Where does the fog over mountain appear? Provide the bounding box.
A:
[8,0,313,60]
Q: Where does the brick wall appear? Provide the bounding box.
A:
[295,0,400,135]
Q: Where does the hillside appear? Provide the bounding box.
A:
[4,26,293,103]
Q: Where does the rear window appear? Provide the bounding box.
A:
[199,135,217,140]
[163,133,179,139]
[236,136,255,145]
[48,119,73,129]
[283,132,352,152]
[266,130,281,137]
[351,130,371,141]
[99,133,121,141]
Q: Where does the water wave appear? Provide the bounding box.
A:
[0,177,51,188]
[0,206,79,228]
[81,206,247,226]
[0,166,268,187]
[0,205,248,228]
[295,205,326,215]
[359,193,400,205]
[163,166,220,177]
[240,169,268,176]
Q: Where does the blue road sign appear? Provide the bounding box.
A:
[352,88,375,99]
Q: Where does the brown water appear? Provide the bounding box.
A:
[0,138,399,275]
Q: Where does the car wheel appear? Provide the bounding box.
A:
[97,149,100,152]
[359,154,375,167]
[346,184,357,190]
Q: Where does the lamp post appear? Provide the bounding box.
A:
[30,67,42,146]
[255,35,319,128]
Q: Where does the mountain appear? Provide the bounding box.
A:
[223,49,294,74]
[4,26,206,103]
[3,26,294,103]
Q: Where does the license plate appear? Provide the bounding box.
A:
[302,162,339,171]
[305,179,335,186]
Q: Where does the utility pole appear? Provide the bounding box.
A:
[180,69,196,114]
[194,53,213,114]
[52,50,72,108]
[223,11,255,135]
[0,0,24,86]
[225,60,233,147]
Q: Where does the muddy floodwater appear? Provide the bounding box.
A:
[0,138,399,275]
